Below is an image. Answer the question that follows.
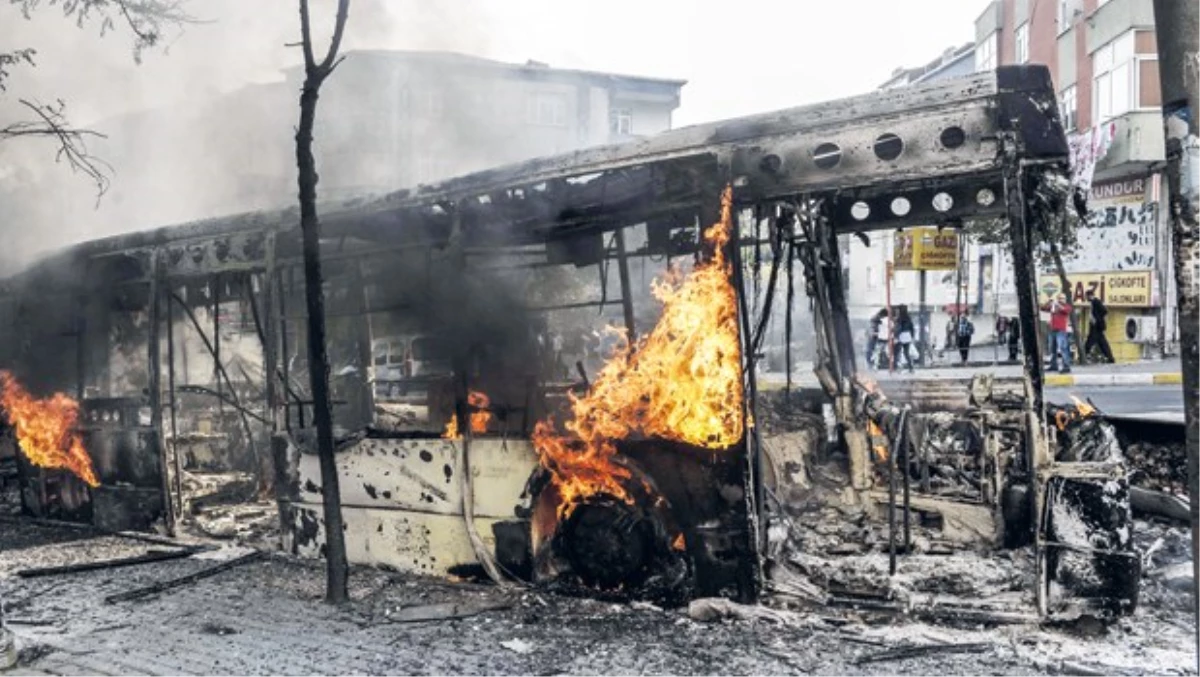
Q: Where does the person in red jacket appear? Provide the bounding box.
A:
[1041,293,1073,373]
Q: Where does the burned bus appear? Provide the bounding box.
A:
[0,64,1136,619]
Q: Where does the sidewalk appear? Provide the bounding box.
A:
[766,357,1183,389]
[876,354,1183,387]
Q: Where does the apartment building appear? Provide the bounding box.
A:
[974,0,1171,359]
[4,51,685,265]
[284,51,686,198]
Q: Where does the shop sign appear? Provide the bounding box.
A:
[1038,270,1153,307]
[893,227,958,271]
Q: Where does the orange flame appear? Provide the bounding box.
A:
[867,420,889,463]
[443,390,492,439]
[534,186,744,518]
[1056,395,1098,430]
[1070,395,1096,417]
[0,371,99,487]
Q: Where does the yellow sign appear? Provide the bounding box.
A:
[893,227,958,271]
[1038,271,1153,307]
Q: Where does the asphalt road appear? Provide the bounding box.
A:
[1046,385,1185,420]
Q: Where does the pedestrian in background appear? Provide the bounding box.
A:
[896,305,916,372]
[955,311,975,364]
[1084,289,1115,364]
[1041,293,1073,373]
[866,308,886,368]
[875,309,892,369]
[1007,316,1021,362]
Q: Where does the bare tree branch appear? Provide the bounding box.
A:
[297,0,350,81]
[1,99,113,199]
[298,0,316,70]
[317,0,350,73]
[10,0,199,62]
[0,48,37,92]
[2,0,196,201]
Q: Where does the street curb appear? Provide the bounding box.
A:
[1044,373,1182,387]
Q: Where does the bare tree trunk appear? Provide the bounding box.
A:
[295,0,351,605]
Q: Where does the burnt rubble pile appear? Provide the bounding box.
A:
[1048,403,1123,464]
[1135,517,1195,611]
[883,412,987,502]
[0,460,18,516]
[1125,440,1188,496]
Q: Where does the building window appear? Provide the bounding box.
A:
[527,93,567,126]
[1093,31,1137,122]
[1060,85,1077,131]
[1015,23,1030,64]
[975,31,998,72]
[1057,0,1080,34]
[609,108,633,135]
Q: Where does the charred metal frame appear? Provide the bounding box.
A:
[0,66,1075,609]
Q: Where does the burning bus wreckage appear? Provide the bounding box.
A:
[0,65,1194,673]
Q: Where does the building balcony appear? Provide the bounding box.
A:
[1094,109,1164,180]
[1086,0,1156,54]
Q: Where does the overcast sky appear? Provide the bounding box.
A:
[3,0,990,127]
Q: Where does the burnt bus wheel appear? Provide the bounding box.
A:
[559,496,657,590]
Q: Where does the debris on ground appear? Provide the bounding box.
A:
[1,518,1195,675]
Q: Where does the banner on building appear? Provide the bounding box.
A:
[1062,176,1159,273]
[1038,270,1153,307]
[1067,122,1116,194]
[893,227,958,271]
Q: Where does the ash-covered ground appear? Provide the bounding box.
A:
[1,518,1195,676]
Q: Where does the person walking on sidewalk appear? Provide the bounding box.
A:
[866,308,886,369]
[1042,293,1073,373]
[1084,289,1115,364]
[955,312,975,364]
[875,309,892,369]
[896,305,916,372]
[1007,316,1021,362]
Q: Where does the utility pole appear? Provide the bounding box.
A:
[1150,0,1199,665]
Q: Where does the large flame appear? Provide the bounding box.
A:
[533,186,744,518]
[0,371,99,487]
[443,390,493,439]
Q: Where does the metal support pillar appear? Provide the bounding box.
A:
[613,227,637,344]
[148,250,176,535]
[165,276,182,514]
[263,235,278,432]
[278,267,293,430]
[1007,165,1048,411]
[212,273,222,416]
[818,210,858,382]
[1004,152,1052,617]
[810,200,870,490]
[261,234,278,493]
[918,270,928,366]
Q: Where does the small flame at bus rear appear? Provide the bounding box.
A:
[0,371,99,487]
[443,390,493,439]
